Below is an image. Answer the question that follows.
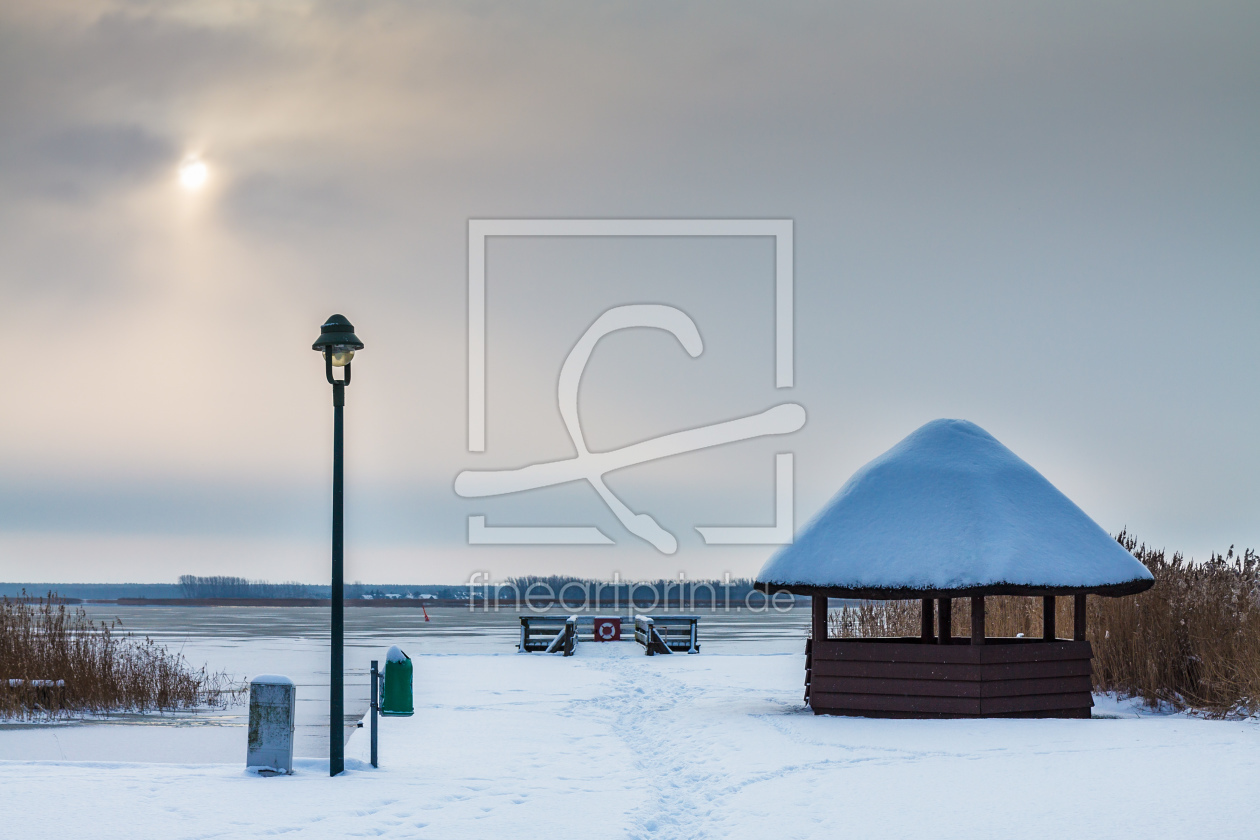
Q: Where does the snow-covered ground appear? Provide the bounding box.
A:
[2,644,1258,839]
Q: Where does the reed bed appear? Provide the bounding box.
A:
[827,532,1260,717]
[0,593,241,719]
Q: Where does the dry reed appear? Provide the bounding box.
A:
[0,592,242,719]
[826,532,1260,717]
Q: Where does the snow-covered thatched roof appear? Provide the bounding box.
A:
[757,419,1155,599]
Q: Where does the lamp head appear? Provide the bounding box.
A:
[312,314,364,366]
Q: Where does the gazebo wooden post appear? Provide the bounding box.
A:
[1042,596,1057,641]
[920,598,934,642]
[812,595,828,644]
[970,596,985,645]
[937,598,952,645]
[1073,594,1087,641]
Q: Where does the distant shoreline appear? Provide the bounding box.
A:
[111,597,463,607]
[89,597,794,609]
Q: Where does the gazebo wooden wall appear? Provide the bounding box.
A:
[804,595,1094,718]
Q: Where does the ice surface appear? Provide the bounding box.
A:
[758,419,1155,594]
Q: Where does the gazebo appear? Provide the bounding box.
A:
[757,419,1154,718]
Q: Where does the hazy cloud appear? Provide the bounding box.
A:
[0,0,1256,582]
[18,124,175,199]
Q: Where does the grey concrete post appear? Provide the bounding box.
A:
[247,675,295,775]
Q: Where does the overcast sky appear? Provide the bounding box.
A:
[0,1,1256,584]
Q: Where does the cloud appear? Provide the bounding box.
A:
[0,0,1257,582]
[225,172,361,233]
[15,123,176,200]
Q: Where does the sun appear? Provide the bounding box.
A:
[179,158,209,191]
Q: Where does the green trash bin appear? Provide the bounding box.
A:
[380,645,414,717]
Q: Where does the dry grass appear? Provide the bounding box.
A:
[0,592,242,719]
[1092,532,1260,716]
[827,532,1260,717]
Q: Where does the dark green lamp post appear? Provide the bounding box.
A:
[312,314,363,777]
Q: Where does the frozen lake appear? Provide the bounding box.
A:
[0,604,809,763]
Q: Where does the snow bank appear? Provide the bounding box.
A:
[759,419,1154,595]
[1,650,1256,839]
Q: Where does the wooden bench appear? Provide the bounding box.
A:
[634,614,701,655]
[517,615,578,655]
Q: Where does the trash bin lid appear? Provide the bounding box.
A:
[249,674,295,686]
[386,645,410,663]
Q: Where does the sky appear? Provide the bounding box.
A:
[0,0,1256,585]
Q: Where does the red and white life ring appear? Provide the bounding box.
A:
[594,618,621,641]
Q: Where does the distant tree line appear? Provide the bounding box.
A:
[177,576,316,600]
[170,575,802,607]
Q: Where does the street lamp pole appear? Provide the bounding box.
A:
[330,369,345,777]
[312,314,364,778]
